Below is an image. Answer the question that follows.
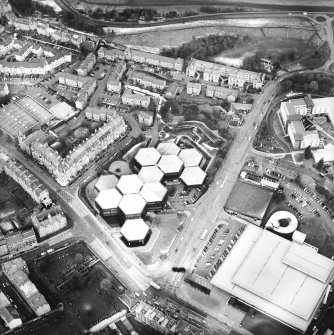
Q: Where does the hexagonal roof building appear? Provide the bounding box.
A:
[94,175,119,192]
[156,142,180,156]
[178,148,203,167]
[157,155,184,176]
[117,174,144,195]
[134,148,161,167]
[95,188,122,211]
[138,166,164,183]
[121,218,150,243]
[180,167,206,186]
[118,194,146,218]
[140,182,168,204]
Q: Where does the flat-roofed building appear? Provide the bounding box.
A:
[94,175,119,192]
[156,142,180,156]
[178,148,203,167]
[134,148,161,169]
[138,166,164,183]
[117,174,143,195]
[121,219,151,247]
[157,155,184,178]
[180,166,206,186]
[210,225,334,333]
[140,182,167,209]
[287,120,320,150]
[118,194,146,219]
[186,82,201,96]
[95,188,122,216]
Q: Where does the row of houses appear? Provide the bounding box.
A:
[19,116,126,186]
[132,71,166,90]
[2,258,51,316]
[77,52,96,77]
[85,106,118,122]
[98,47,184,71]
[186,58,264,89]
[0,290,22,330]
[106,60,127,93]
[121,90,151,108]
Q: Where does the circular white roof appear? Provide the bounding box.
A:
[94,175,119,192]
[95,188,122,210]
[118,194,146,216]
[178,148,203,167]
[117,174,143,195]
[121,218,150,241]
[265,211,298,234]
[180,167,206,186]
[156,142,180,155]
[135,148,161,167]
[140,182,167,203]
[138,166,164,183]
[157,155,183,174]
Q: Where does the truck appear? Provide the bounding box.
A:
[200,230,208,240]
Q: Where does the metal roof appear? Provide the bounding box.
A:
[157,155,183,175]
[121,219,150,242]
[156,142,180,155]
[140,182,167,203]
[138,166,164,183]
[134,148,161,167]
[94,175,119,192]
[180,167,206,186]
[178,148,203,167]
[95,188,122,210]
[210,225,334,332]
[116,174,143,195]
[118,194,146,216]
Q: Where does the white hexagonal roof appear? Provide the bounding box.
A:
[95,188,122,210]
[94,175,119,192]
[180,167,206,186]
[134,148,161,167]
[178,148,203,167]
[156,142,180,156]
[121,219,150,242]
[118,194,146,216]
[138,166,164,183]
[117,174,144,195]
[140,182,167,203]
[157,155,183,175]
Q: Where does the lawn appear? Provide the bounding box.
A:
[0,186,14,205]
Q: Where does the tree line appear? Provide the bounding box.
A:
[161,34,252,60]
[9,0,57,17]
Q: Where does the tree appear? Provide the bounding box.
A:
[304,145,312,160]
[316,158,324,171]
[294,174,302,186]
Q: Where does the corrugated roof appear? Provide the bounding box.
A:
[121,219,150,241]
[180,166,206,186]
[118,194,146,216]
[140,182,167,203]
[135,148,161,167]
[138,166,163,183]
[117,174,143,195]
[95,188,122,210]
[157,155,183,174]
[178,148,203,167]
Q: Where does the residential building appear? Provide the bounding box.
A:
[138,110,154,126]
[287,121,320,150]
[0,306,22,330]
[106,60,126,93]
[31,205,67,238]
[230,103,253,114]
[98,47,125,61]
[122,90,150,108]
[85,106,117,122]
[186,82,201,96]
[6,229,37,254]
[30,116,126,186]
[77,53,96,76]
[3,159,52,206]
[186,58,264,88]
[206,85,238,101]
[132,72,166,90]
[164,82,179,99]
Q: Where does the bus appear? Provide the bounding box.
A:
[150,281,161,290]
[200,230,208,240]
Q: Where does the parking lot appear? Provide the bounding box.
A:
[193,221,246,279]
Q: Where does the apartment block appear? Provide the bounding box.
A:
[186,82,201,96]
[77,53,96,76]
[6,229,37,255]
[132,72,166,90]
[122,90,150,108]
[106,60,126,93]
[206,85,238,102]
[85,106,117,122]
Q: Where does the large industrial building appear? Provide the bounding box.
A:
[134,148,161,169]
[140,182,168,210]
[117,174,144,195]
[95,188,122,216]
[157,155,184,178]
[94,175,119,193]
[178,148,203,167]
[156,142,180,156]
[120,219,151,247]
[180,167,207,186]
[118,194,147,219]
[138,166,164,183]
[210,225,334,333]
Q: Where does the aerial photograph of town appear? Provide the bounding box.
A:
[1,0,334,334]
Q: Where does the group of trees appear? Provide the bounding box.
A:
[62,12,104,35]
[199,6,248,13]
[9,0,57,17]
[161,34,252,60]
[300,43,331,69]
